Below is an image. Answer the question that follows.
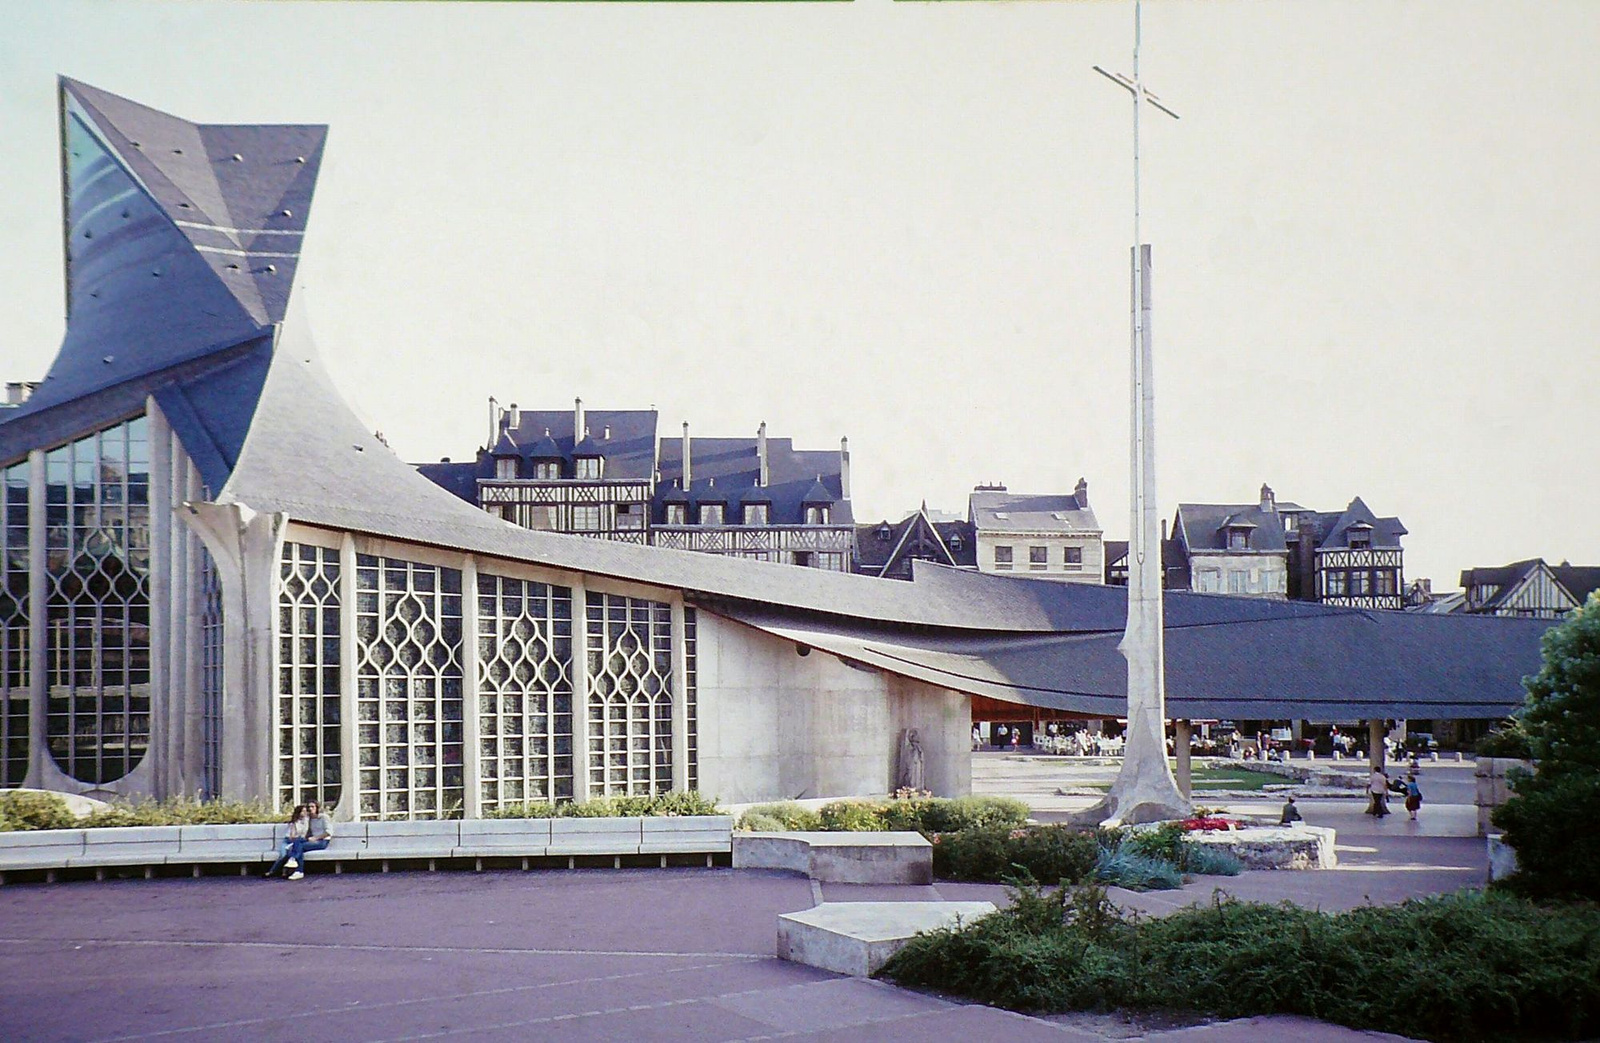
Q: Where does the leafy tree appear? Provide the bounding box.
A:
[1493,593,1600,898]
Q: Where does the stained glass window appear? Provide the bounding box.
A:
[476,574,573,809]
[586,593,673,797]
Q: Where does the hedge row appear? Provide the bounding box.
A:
[882,884,1600,1042]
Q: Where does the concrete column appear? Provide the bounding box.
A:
[148,405,172,798]
[460,555,482,819]
[24,449,45,790]
[184,502,287,804]
[1174,719,1192,798]
[669,597,689,792]
[571,579,591,802]
[1368,718,1386,773]
[336,533,358,822]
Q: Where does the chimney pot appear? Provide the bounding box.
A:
[681,421,692,488]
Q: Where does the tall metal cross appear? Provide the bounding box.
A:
[1084,0,1189,825]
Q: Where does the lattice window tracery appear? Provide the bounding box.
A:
[684,607,699,794]
[355,556,464,819]
[1,460,29,788]
[586,593,673,797]
[277,543,341,811]
[476,574,574,809]
[44,416,151,785]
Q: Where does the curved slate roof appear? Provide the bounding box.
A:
[4,80,1557,724]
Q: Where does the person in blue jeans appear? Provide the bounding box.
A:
[266,804,309,878]
[284,800,333,880]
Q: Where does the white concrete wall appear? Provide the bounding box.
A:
[694,612,971,804]
[975,531,1104,584]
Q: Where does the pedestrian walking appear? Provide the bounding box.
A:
[1404,773,1423,821]
[1367,766,1391,817]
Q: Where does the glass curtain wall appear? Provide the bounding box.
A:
[44,416,151,785]
[277,543,341,810]
[586,593,674,797]
[476,574,574,810]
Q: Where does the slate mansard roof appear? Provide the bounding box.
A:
[970,487,1100,535]
[0,80,1555,724]
[655,436,850,525]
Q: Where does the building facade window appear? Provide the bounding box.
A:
[1196,569,1220,593]
[476,573,574,810]
[571,505,602,531]
[354,556,464,820]
[1,460,29,788]
[804,505,831,525]
[994,545,1013,571]
[744,504,768,526]
[1375,570,1396,597]
[665,504,687,526]
[1029,546,1048,569]
[1228,529,1249,551]
[532,461,560,481]
[277,543,342,812]
[700,504,724,526]
[495,458,517,480]
[1324,571,1348,597]
[1228,570,1247,594]
[1064,546,1083,567]
[517,505,557,530]
[816,552,846,571]
[574,457,602,480]
[585,593,674,798]
[45,415,151,785]
[1350,570,1370,596]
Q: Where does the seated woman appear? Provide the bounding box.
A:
[284,800,334,880]
[266,805,308,878]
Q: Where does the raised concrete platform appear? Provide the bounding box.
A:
[733,831,932,884]
[777,901,995,976]
[1186,825,1338,870]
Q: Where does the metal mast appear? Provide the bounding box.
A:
[1084,0,1189,825]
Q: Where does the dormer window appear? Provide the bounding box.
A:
[665,503,686,526]
[701,503,724,526]
[574,457,602,480]
[533,461,559,480]
[495,457,516,480]
[876,523,892,542]
[1228,528,1249,550]
[1349,527,1372,550]
[744,503,768,526]
[805,505,830,525]
[948,532,963,551]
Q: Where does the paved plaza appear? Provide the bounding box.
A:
[0,755,1483,1042]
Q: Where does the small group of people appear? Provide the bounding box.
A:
[265,801,333,880]
[1367,767,1424,820]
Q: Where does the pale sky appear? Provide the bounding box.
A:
[3,0,1597,590]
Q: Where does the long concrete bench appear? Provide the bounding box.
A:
[0,815,735,883]
[733,831,934,885]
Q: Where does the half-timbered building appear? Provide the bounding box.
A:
[1460,559,1600,618]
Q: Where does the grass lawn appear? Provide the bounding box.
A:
[1078,765,1285,792]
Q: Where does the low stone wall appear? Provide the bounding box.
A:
[1476,758,1533,838]
[1185,825,1337,870]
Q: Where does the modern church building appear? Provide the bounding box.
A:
[0,81,1555,821]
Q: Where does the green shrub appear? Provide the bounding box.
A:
[907,796,1030,834]
[818,800,886,832]
[0,791,78,830]
[1493,594,1600,900]
[79,797,279,829]
[1180,844,1244,877]
[1094,837,1184,891]
[735,802,822,831]
[485,801,560,820]
[932,824,1100,884]
[882,886,1600,1042]
[1125,822,1186,865]
[486,792,721,821]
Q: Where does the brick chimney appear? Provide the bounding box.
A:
[1074,477,1089,510]
[1260,483,1275,512]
